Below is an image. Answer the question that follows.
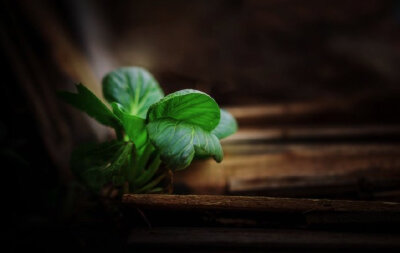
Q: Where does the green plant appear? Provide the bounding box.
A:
[59,67,237,194]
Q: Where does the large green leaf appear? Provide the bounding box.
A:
[212,109,238,139]
[58,84,121,129]
[102,67,164,118]
[147,89,220,131]
[146,89,223,170]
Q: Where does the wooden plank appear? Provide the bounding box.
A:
[174,144,400,198]
[122,194,400,212]
[222,126,400,144]
[222,143,400,155]
[226,145,400,196]
[123,194,400,229]
[127,227,400,250]
[226,102,337,120]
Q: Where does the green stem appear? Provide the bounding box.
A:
[133,154,161,189]
[135,172,166,193]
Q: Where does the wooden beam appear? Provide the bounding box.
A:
[123,194,400,229]
[174,144,400,198]
[122,194,400,212]
[222,126,400,144]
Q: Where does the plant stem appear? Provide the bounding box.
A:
[135,172,166,193]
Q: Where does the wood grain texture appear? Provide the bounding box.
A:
[123,194,400,233]
[122,194,400,212]
[174,141,400,198]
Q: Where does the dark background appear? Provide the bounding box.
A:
[2,0,400,251]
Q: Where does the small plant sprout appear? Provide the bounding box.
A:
[59,67,237,194]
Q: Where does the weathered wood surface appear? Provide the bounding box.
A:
[225,98,400,128]
[123,194,400,229]
[174,141,400,198]
[224,126,400,143]
[123,194,400,213]
[124,194,400,250]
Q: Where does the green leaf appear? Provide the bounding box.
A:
[212,109,238,139]
[102,67,164,118]
[71,141,133,191]
[147,89,220,131]
[146,90,223,170]
[58,84,121,129]
[111,102,148,152]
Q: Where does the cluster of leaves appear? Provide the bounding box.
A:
[59,67,237,194]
